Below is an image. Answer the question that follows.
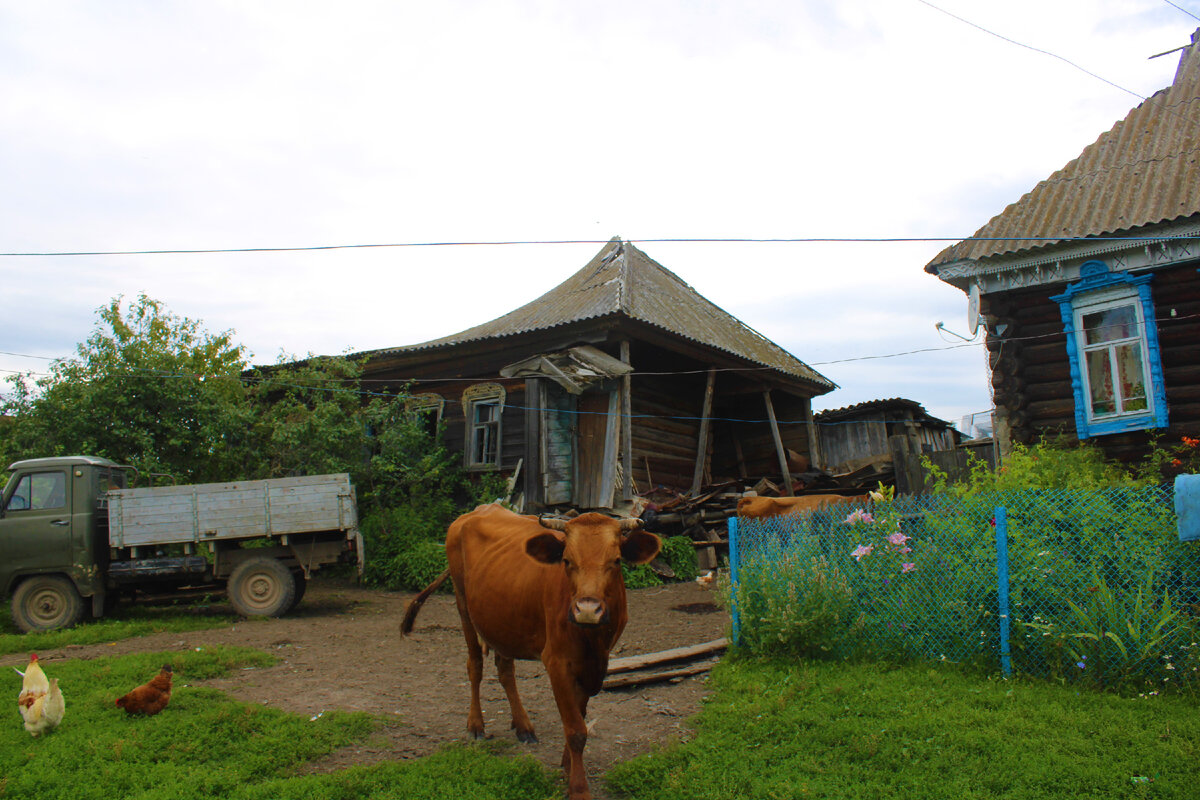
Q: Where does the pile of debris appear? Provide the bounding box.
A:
[631,466,889,570]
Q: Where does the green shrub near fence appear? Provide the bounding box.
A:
[732,485,1200,694]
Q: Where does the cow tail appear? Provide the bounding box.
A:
[401,568,451,636]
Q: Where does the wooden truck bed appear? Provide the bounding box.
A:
[107,474,357,548]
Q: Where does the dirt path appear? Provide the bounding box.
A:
[8,579,729,798]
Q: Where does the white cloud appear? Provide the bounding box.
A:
[1,0,1193,432]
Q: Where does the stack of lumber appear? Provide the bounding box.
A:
[602,638,728,690]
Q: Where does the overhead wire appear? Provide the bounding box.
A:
[1163,0,1200,24]
[3,310,1195,423]
[1,232,1199,258]
[913,0,1200,128]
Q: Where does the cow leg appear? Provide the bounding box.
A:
[455,596,487,740]
[494,653,537,743]
[545,662,592,800]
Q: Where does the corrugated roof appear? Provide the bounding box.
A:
[927,29,1200,271]
[815,398,952,428]
[372,238,834,389]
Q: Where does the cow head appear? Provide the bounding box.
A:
[527,512,661,626]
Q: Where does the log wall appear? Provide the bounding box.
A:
[984,260,1200,463]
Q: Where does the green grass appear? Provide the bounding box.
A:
[1,647,558,800]
[606,657,1200,800]
[0,599,241,657]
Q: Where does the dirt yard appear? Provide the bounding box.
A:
[18,578,729,798]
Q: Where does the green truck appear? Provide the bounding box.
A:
[0,456,364,632]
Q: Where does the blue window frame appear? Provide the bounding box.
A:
[1051,260,1168,438]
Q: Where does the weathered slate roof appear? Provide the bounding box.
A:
[927,28,1200,271]
[378,238,834,389]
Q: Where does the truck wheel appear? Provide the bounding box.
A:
[289,572,307,610]
[228,557,297,617]
[12,575,86,633]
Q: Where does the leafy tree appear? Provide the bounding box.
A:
[1,293,507,590]
[1,294,249,481]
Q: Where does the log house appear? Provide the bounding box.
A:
[926,29,1200,463]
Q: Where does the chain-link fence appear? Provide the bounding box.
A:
[729,486,1200,691]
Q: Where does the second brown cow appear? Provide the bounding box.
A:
[401,503,661,800]
[736,493,871,520]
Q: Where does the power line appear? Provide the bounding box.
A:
[914,0,1200,129]
[914,0,1147,102]
[1163,0,1200,24]
[2,233,1199,258]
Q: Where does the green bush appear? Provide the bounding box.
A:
[735,552,864,658]
[622,563,662,589]
[396,539,450,590]
[658,535,698,583]
[360,499,457,590]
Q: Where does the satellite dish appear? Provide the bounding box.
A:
[967,283,982,335]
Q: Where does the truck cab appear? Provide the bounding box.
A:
[0,456,130,630]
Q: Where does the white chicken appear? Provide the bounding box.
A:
[16,653,65,737]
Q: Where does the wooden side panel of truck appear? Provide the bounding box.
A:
[108,474,356,547]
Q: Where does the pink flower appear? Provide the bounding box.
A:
[845,508,875,525]
[851,544,874,561]
[886,531,910,548]
[901,562,916,573]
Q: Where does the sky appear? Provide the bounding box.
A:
[2,0,1197,435]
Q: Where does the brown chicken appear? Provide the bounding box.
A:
[116,664,173,716]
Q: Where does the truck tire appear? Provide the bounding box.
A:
[290,571,307,610]
[228,557,297,617]
[12,575,86,633]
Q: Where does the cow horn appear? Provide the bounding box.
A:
[539,515,568,531]
[618,518,643,533]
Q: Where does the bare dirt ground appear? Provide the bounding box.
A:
[13,578,729,798]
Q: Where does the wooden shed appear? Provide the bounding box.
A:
[351,238,835,511]
[925,29,1200,463]
[815,398,963,474]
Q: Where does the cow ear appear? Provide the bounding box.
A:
[620,531,661,565]
[526,532,566,564]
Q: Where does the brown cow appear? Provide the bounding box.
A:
[401,503,661,800]
[737,493,871,520]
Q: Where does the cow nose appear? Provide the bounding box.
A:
[571,597,608,626]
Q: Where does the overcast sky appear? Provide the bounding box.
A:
[2,0,1197,433]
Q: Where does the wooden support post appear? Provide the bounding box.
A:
[620,341,634,502]
[801,396,822,472]
[524,378,541,507]
[690,367,717,495]
[763,390,794,496]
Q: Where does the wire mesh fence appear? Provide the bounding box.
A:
[729,486,1200,691]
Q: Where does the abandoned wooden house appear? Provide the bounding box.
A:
[926,28,1200,463]
[351,238,835,512]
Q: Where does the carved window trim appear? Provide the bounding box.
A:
[462,383,506,470]
[1051,260,1167,439]
[404,393,445,437]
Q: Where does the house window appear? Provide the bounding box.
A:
[462,383,506,469]
[1051,261,1167,438]
[404,393,445,438]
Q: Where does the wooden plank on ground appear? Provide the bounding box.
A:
[602,660,720,690]
[606,637,728,674]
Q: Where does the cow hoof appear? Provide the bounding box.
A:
[469,730,487,741]
[516,730,538,744]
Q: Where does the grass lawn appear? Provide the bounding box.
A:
[2,646,558,800]
[0,599,242,657]
[606,657,1200,800]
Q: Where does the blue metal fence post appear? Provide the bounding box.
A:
[994,505,1012,678]
[728,517,741,646]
